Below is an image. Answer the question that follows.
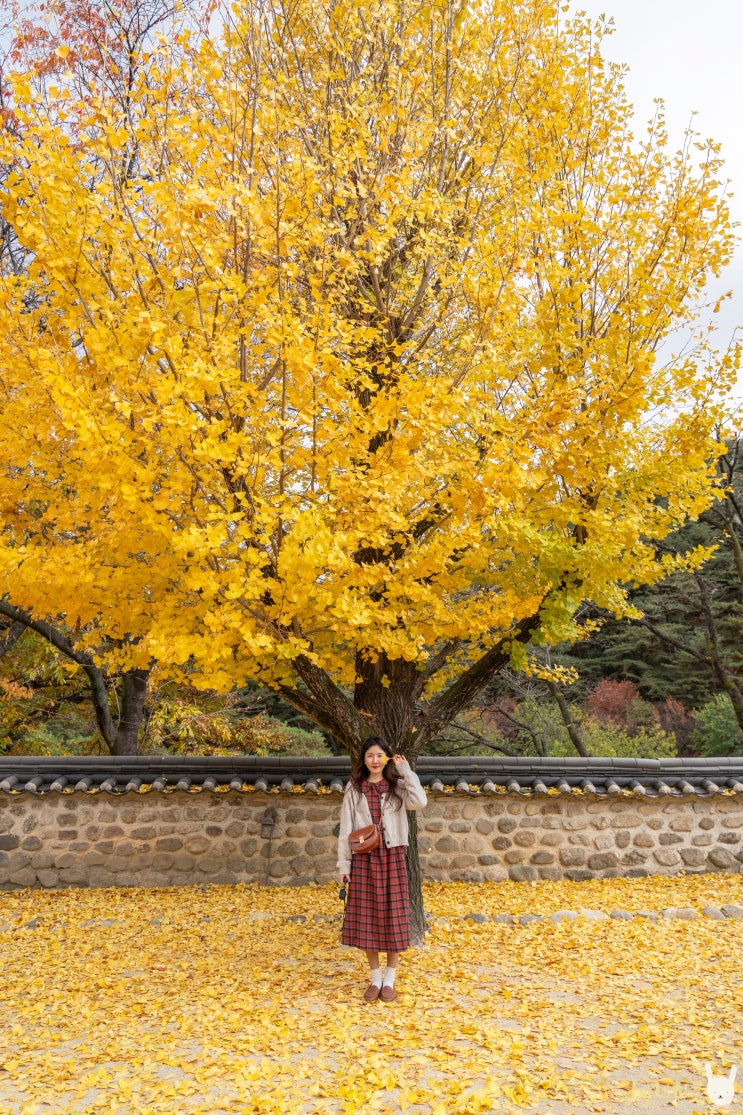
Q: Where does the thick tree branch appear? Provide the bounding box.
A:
[422,639,461,680]
[275,682,353,741]
[0,599,117,749]
[0,619,25,659]
[437,719,518,757]
[413,612,543,750]
[286,653,368,754]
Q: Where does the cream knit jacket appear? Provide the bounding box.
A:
[336,758,427,876]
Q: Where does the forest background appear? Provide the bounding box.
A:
[0,0,741,767]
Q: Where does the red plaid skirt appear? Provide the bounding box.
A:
[341,781,410,952]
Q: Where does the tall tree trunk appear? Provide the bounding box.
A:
[114,669,150,755]
[695,573,743,734]
[405,811,427,946]
[547,680,590,757]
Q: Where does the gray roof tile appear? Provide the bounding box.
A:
[2,756,743,796]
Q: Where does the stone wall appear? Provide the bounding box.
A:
[416,793,743,882]
[1,787,742,889]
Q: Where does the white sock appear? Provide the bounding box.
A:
[369,967,383,988]
[382,967,397,988]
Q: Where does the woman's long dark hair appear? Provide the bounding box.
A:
[351,736,404,809]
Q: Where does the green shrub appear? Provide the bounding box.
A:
[143,697,330,757]
[547,717,677,759]
[692,693,743,756]
[6,724,103,757]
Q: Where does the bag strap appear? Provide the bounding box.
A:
[353,781,387,831]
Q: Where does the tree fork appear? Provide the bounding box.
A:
[354,650,426,751]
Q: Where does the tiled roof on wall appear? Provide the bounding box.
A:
[2,756,743,796]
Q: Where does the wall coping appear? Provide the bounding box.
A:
[2,755,743,798]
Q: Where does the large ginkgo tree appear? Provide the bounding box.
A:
[0,0,738,921]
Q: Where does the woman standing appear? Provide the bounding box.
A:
[337,736,427,1002]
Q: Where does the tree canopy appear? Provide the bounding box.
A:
[0,0,737,760]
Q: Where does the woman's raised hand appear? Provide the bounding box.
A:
[391,754,406,766]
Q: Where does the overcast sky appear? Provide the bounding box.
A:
[570,0,742,402]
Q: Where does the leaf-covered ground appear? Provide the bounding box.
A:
[2,875,742,1114]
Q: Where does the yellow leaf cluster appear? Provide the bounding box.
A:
[0,0,737,696]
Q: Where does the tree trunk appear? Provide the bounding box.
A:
[354,651,426,752]
[405,810,427,946]
[695,572,743,735]
[547,680,590,757]
[113,669,150,755]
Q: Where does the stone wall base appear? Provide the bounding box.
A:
[1,789,741,889]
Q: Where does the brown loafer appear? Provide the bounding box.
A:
[379,985,396,1002]
[363,983,381,1002]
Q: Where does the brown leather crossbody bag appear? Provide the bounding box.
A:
[348,824,380,854]
[348,790,386,854]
